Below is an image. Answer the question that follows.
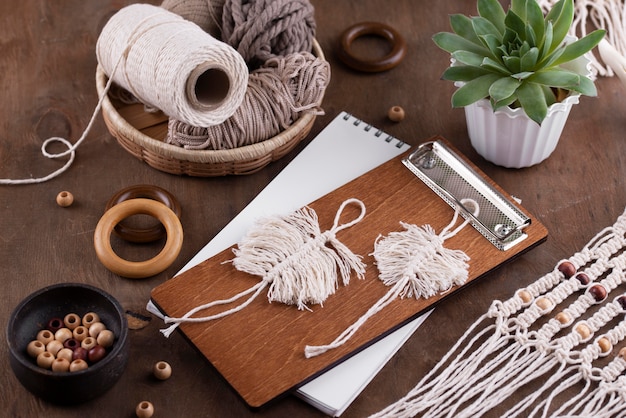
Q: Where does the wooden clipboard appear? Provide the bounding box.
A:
[150,136,548,408]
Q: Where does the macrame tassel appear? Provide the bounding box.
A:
[304,199,479,358]
[151,198,366,337]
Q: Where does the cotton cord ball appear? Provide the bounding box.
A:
[166,52,330,150]
[221,0,316,68]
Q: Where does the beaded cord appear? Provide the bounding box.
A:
[370,208,626,418]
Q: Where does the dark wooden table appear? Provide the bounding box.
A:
[2,1,626,417]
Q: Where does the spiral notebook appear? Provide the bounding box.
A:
[176,111,415,415]
[151,111,547,412]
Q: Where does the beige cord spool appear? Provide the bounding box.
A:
[94,199,183,279]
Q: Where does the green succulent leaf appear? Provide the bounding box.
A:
[480,34,506,60]
[452,50,486,66]
[482,57,510,74]
[504,11,526,42]
[503,55,521,73]
[525,0,545,45]
[520,46,539,69]
[527,68,580,88]
[491,93,518,110]
[570,74,598,96]
[433,32,491,56]
[546,0,574,53]
[511,0,527,20]
[451,73,502,107]
[517,82,548,124]
[551,29,606,66]
[489,76,522,104]
[450,14,482,45]
[477,0,506,34]
[441,65,492,81]
[472,16,503,39]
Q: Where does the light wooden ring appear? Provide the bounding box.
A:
[94,199,183,279]
[337,22,406,72]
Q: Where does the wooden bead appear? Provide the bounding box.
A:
[558,261,576,278]
[56,191,74,207]
[36,329,55,345]
[387,106,405,122]
[597,337,612,354]
[73,325,89,341]
[36,351,55,369]
[136,401,154,418]
[69,359,89,372]
[54,327,73,343]
[88,322,106,338]
[555,312,572,326]
[51,357,70,372]
[153,361,172,380]
[517,290,532,304]
[63,338,80,351]
[27,340,46,358]
[588,284,607,303]
[46,339,64,356]
[535,297,553,312]
[619,347,626,359]
[97,329,115,348]
[575,323,592,340]
[88,345,107,363]
[72,347,88,362]
[63,313,81,330]
[82,312,100,327]
[618,295,626,311]
[46,317,64,332]
[56,348,74,363]
[575,272,590,286]
[81,337,97,351]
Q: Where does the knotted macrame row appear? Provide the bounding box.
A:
[371,207,626,418]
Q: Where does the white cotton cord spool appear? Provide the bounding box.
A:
[96,3,248,128]
[0,3,248,185]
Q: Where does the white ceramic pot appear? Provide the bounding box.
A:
[464,93,579,168]
[461,45,591,169]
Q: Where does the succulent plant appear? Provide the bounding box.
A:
[433,0,605,125]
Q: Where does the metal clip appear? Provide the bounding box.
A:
[402,140,531,251]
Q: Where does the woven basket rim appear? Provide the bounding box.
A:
[95,39,325,165]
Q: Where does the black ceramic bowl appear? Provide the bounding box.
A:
[6,282,129,404]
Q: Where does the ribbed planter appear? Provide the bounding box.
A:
[461,46,591,169]
[464,93,579,168]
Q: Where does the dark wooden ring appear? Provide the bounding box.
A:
[105,185,182,243]
[337,22,406,72]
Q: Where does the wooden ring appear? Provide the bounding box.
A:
[105,185,181,243]
[94,199,183,279]
[337,22,406,72]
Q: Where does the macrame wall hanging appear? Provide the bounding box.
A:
[148,198,367,337]
[305,198,480,358]
[370,207,626,418]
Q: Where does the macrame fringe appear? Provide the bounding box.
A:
[304,199,478,358]
[370,207,626,418]
[150,198,367,337]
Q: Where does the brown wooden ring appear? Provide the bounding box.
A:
[337,22,406,72]
[105,185,181,243]
[94,199,183,279]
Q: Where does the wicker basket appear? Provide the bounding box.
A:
[96,40,324,176]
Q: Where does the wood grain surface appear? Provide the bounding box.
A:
[151,140,547,407]
[2,0,626,417]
